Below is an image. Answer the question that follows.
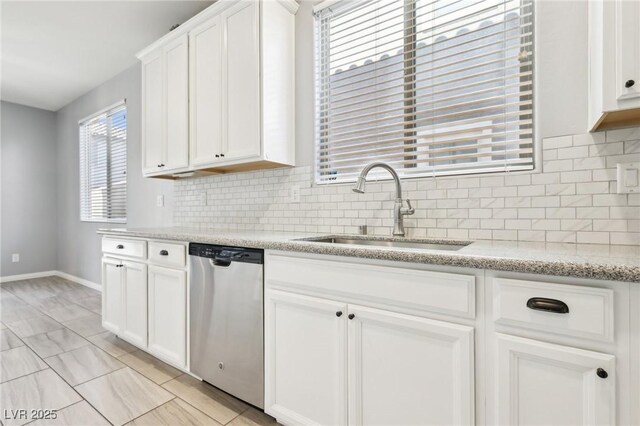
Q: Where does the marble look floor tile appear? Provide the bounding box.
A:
[23,328,89,358]
[127,398,222,426]
[73,295,102,315]
[28,401,110,426]
[26,295,74,312]
[61,313,104,337]
[44,344,125,386]
[1,304,42,323]
[1,329,24,351]
[75,367,174,426]
[0,346,48,383]
[0,369,82,426]
[162,374,249,424]
[6,315,63,338]
[43,304,94,323]
[119,350,182,384]
[227,408,279,426]
[61,287,100,303]
[88,332,137,358]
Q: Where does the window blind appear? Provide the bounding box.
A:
[79,103,127,222]
[315,0,534,184]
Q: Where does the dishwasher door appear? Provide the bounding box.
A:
[189,246,264,408]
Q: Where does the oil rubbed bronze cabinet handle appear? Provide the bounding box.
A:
[526,297,569,314]
[159,250,169,256]
[116,245,124,249]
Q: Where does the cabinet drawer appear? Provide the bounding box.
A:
[102,238,147,259]
[266,253,475,319]
[493,278,614,342]
[148,242,186,268]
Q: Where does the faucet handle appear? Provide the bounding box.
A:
[402,199,415,215]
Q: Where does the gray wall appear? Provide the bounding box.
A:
[1,102,58,276]
[56,64,173,284]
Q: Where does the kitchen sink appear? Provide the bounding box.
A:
[297,236,471,251]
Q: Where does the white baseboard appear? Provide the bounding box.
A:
[0,270,58,283]
[54,271,102,292]
[0,270,101,292]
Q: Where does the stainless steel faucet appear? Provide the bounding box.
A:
[352,162,415,237]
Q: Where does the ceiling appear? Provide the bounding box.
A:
[1,1,214,111]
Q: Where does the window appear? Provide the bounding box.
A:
[314,0,534,184]
[79,102,127,222]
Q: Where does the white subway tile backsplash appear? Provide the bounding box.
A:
[174,127,640,245]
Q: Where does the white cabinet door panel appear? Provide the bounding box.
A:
[121,261,148,348]
[615,0,640,101]
[222,1,261,161]
[102,258,123,334]
[189,17,223,166]
[148,266,187,367]
[348,305,474,426]
[497,333,615,426]
[141,52,163,173]
[265,290,348,426]
[164,35,189,171]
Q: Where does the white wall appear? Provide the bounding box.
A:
[1,102,58,276]
[56,64,173,284]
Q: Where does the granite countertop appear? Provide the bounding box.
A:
[98,227,640,283]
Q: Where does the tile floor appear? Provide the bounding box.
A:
[0,276,277,426]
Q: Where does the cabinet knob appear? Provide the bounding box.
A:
[220,153,225,157]
[596,368,608,379]
[625,80,635,88]
[336,311,343,317]
[215,154,220,158]
[116,245,124,249]
[348,313,355,320]
[159,250,169,256]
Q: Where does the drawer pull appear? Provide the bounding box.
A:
[526,297,569,314]
[116,245,124,249]
[596,368,608,379]
[159,250,169,256]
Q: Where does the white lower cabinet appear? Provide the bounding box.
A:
[348,305,474,426]
[265,289,475,426]
[101,257,147,348]
[496,333,616,426]
[148,265,187,368]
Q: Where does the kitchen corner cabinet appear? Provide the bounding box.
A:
[137,0,297,178]
[589,0,640,131]
[101,237,189,370]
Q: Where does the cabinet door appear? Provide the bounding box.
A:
[121,261,147,348]
[348,305,474,426]
[222,1,261,161]
[102,257,123,334]
[615,0,640,101]
[148,265,187,367]
[189,17,223,167]
[496,334,615,426]
[265,290,348,426]
[141,51,164,174]
[163,35,189,171]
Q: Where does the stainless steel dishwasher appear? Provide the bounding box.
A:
[189,243,264,408]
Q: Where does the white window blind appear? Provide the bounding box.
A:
[315,0,534,184]
[79,102,127,223]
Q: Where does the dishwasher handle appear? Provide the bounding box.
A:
[209,257,232,267]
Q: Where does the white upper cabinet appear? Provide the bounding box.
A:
[137,0,297,177]
[189,16,223,168]
[140,35,189,176]
[589,0,640,131]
